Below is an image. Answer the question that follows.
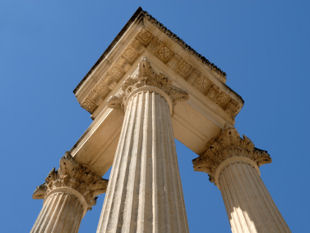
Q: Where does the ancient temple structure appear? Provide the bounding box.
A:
[31,7,290,233]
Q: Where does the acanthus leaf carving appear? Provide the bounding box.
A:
[193,127,271,183]
[108,57,188,112]
[32,152,108,209]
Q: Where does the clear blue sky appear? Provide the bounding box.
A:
[1,1,309,232]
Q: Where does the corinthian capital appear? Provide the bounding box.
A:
[108,57,188,112]
[193,128,271,183]
[32,152,108,209]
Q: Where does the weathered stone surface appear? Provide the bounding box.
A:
[97,59,189,233]
[218,160,291,233]
[193,128,290,233]
[107,57,188,111]
[193,127,271,183]
[70,8,244,178]
[31,153,108,233]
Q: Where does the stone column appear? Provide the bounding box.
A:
[97,57,189,233]
[193,128,290,233]
[31,152,108,233]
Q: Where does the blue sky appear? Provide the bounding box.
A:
[1,0,309,232]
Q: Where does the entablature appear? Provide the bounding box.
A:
[71,8,244,176]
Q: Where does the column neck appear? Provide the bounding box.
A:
[44,187,89,216]
[125,85,173,114]
[214,156,260,188]
[193,127,271,184]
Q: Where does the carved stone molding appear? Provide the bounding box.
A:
[107,57,188,112]
[33,152,108,210]
[193,127,271,183]
[75,9,243,119]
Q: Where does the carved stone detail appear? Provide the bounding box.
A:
[193,127,271,183]
[78,27,242,118]
[137,29,153,46]
[108,57,188,110]
[155,42,174,63]
[176,58,192,78]
[33,152,108,209]
[122,47,139,64]
[81,98,97,113]
[224,99,240,116]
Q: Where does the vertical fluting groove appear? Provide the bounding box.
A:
[128,93,144,233]
[151,92,159,233]
[116,94,142,231]
[231,163,256,233]
[247,163,289,232]
[102,95,139,232]
[159,95,170,232]
[97,97,134,232]
[164,100,180,232]
[31,192,84,233]
[226,164,250,233]
[257,171,287,231]
[72,198,83,233]
[237,162,261,233]
[249,164,283,232]
[166,99,188,233]
[31,194,52,233]
[256,174,289,232]
[35,193,57,232]
[158,95,173,233]
[46,193,68,232]
[144,91,153,233]
[71,202,83,233]
[137,91,151,233]
[222,166,245,233]
[124,93,144,233]
[38,192,62,232]
[154,93,167,233]
[220,174,238,233]
[56,194,73,233]
[245,163,279,232]
[58,195,77,233]
[30,193,52,233]
[226,166,247,233]
[242,164,269,232]
[116,93,142,231]
[220,162,291,233]
[235,164,259,233]
[63,197,76,233]
[49,193,66,232]
[225,175,239,233]
[220,172,239,233]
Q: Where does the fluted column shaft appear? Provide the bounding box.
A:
[30,189,84,233]
[193,128,290,233]
[97,89,189,233]
[218,158,290,233]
